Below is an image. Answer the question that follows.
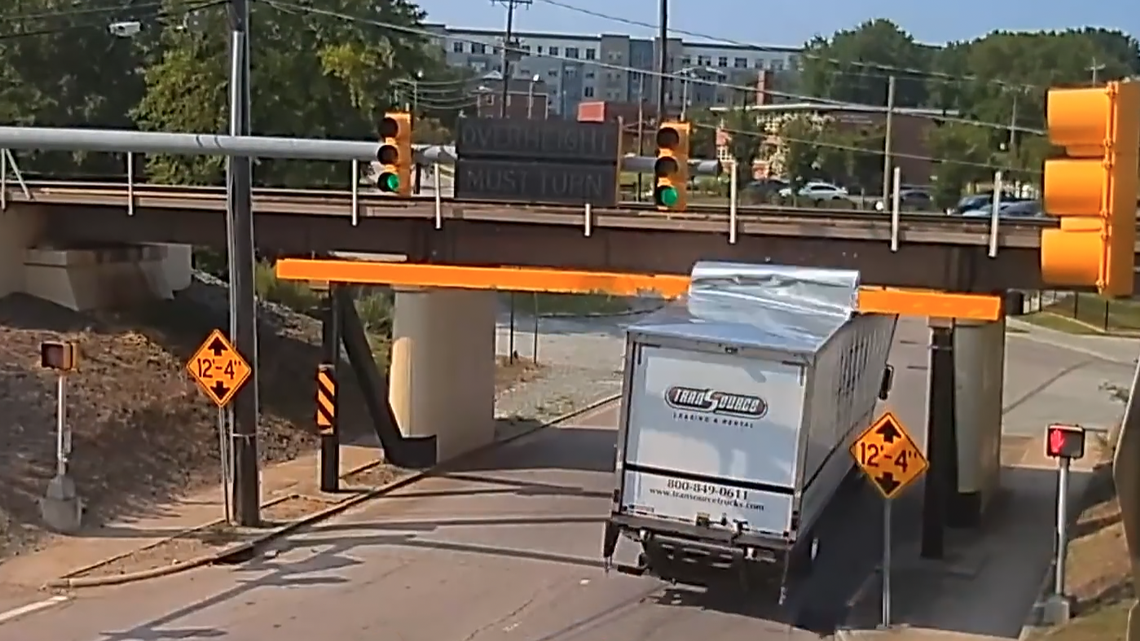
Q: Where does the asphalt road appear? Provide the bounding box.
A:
[0,317,1129,640]
[0,400,888,640]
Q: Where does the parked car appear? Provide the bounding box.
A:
[961,200,1044,219]
[874,189,933,212]
[744,177,789,201]
[953,191,1025,214]
[778,181,849,202]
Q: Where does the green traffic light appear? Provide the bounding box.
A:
[379,172,400,192]
[655,186,679,207]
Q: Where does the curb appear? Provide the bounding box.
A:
[1016,462,1111,640]
[46,394,619,590]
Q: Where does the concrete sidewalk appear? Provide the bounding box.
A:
[0,443,381,589]
[845,435,1103,640]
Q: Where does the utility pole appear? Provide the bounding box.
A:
[636,72,646,200]
[1007,91,1019,156]
[493,0,532,117]
[880,75,896,200]
[656,0,668,121]
[226,0,260,525]
[1088,57,1106,85]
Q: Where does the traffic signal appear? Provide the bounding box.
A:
[377,112,412,196]
[1045,424,1086,460]
[654,121,690,211]
[40,341,78,371]
[1041,80,1140,297]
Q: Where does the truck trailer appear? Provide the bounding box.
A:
[601,261,897,602]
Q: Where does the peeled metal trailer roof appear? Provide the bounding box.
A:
[627,261,861,354]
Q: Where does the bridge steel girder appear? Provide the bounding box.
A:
[39,203,1048,294]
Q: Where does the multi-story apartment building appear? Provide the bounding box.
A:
[427,25,800,118]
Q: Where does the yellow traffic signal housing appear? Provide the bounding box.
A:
[654,121,690,211]
[377,112,413,196]
[1041,80,1139,297]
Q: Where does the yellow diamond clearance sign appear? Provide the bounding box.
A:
[850,411,928,500]
[186,329,251,408]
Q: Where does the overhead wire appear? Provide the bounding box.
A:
[0,0,223,40]
[702,121,1039,175]
[533,0,1045,91]
[259,0,1043,136]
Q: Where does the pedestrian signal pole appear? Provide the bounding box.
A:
[1044,423,1086,624]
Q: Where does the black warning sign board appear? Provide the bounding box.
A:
[455,117,621,207]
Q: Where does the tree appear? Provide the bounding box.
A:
[768,114,825,186]
[720,108,764,184]
[0,0,145,179]
[132,0,445,186]
[799,20,931,107]
[925,123,993,209]
[685,107,719,159]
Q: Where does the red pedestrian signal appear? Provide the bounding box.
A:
[1045,424,1086,459]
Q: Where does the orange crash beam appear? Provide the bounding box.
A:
[275,259,1003,321]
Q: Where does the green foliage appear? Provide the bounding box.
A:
[795,23,1139,193]
[0,0,456,185]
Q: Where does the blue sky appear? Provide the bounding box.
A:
[415,0,1139,46]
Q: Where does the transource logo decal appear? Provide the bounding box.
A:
[665,386,768,419]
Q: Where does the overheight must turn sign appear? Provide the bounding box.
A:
[186,329,252,407]
[850,411,928,500]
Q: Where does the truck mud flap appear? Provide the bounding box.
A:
[602,520,620,561]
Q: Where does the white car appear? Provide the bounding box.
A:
[778,181,849,202]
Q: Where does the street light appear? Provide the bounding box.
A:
[527,74,541,118]
[678,67,727,119]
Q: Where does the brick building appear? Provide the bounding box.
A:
[473,77,552,119]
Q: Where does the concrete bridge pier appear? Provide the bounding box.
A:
[389,287,497,462]
[949,317,1006,528]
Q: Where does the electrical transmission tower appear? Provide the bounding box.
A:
[491,0,532,117]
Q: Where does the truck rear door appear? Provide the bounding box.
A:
[619,344,803,537]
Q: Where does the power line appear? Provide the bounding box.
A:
[533,0,1045,91]
[0,1,164,23]
[702,121,1040,174]
[260,0,1042,136]
[0,0,221,40]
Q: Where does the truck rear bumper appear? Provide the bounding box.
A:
[605,513,796,593]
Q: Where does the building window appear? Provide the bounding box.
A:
[734,57,747,68]
[585,48,596,60]
[536,45,544,54]
[452,41,463,53]
[566,66,576,77]
[548,69,559,77]
[755,58,765,68]
[771,60,784,71]
[717,56,728,67]
[566,47,579,59]
[585,70,594,79]
[697,55,711,66]
[522,45,531,53]
[473,43,485,54]
[549,46,559,56]
[584,86,594,97]
[681,56,691,66]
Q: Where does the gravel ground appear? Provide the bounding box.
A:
[2,280,625,563]
[492,311,648,422]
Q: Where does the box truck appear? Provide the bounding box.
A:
[601,262,897,602]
